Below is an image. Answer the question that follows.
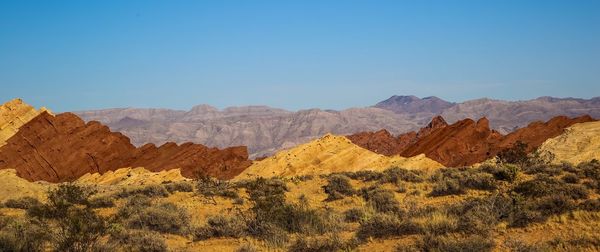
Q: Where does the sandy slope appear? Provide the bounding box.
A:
[0,98,48,146]
[538,121,600,164]
[235,134,443,179]
[76,167,188,186]
[0,169,51,202]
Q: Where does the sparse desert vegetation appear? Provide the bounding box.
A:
[1,158,599,251]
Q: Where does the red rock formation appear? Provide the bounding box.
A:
[347,115,448,155]
[0,112,251,182]
[349,115,595,167]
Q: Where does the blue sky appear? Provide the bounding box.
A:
[1,0,599,112]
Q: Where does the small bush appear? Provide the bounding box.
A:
[513,176,588,200]
[0,219,50,252]
[562,173,580,184]
[360,186,402,214]
[116,184,170,198]
[531,195,576,216]
[416,210,458,235]
[109,229,168,252]
[380,167,424,184]
[163,181,194,193]
[88,195,115,208]
[289,235,355,252]
[579,199,600,211]
[125,202,190,235]
[322,175,355,201]
[523,164,563,176]
[430,178,464,196]
[338,170,383,181]
[246,220,289,247]
[418,234,495,252]
[3,196,41,209]
[197,176,239,201]
[236,243,258,252]
[356,213,421,241]
[193,215,247,240]
[344,208,367,222]
[482,164,519,182]
[54,207,109,252]
[496,141,529,166]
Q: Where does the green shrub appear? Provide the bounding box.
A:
[482,164,519,182]
[513,176,588,200]
[116,184,170,198]
[531,195,575,216]
[0,219,50,252]
[496,141,529,166]
[322,174,355,201]
[449,195,512,234]
[197,176,239,201]
[360,186,403,214]
[356,213,421,241]
[125,202,190,235]
[381,167,424,184]
[88,195,115,208]
[338,170,383,181]
[562,173,580,184]
[289,235,355,252]
[344,208,366,222]
[116,195,153,220]
[418,234,495,252]
[245,220,289,247]
[193,215,247,240]
[430,178,464,196]
[3,196,41,209]
[54,207,109,252]
[109,229,168,252]
[163,181,194,193]
[579,199,600,211]
[522,164,563,176]
[429,168,497,196]
[245,178,339,237]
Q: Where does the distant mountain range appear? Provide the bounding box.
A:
[76,96,600,158]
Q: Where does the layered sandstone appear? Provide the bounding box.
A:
[0,112,251,182]
[350,115,595,167]
[76,167,188,186]
[235,134,444,180]
[0,98,48,146]
[538,121,600,164]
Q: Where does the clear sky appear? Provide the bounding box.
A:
[1,0,599,112]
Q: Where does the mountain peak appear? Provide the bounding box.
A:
[374,95,454,114]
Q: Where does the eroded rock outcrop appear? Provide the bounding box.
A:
[350,115,595,167]
[538,121,600,164]
[0,98,48,146]
[0,112,251,182]
[347,115,448,155]
[235,134,444,180]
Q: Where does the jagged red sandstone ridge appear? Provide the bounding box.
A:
[348,115,595,167]
[0,112,251,182]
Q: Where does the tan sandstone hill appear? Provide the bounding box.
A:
[235,134,443,179]
[0,98,48,146]
[538,121,600,164]
[76,167,188,186]
[0,169,51,202]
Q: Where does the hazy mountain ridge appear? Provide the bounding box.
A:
[76,95,600,157]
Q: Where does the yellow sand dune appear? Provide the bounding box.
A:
[76,167,188,186]
[0,169,51,202]
[538,121,600,165]
[235,134,444,179]
[0,98,50,146]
